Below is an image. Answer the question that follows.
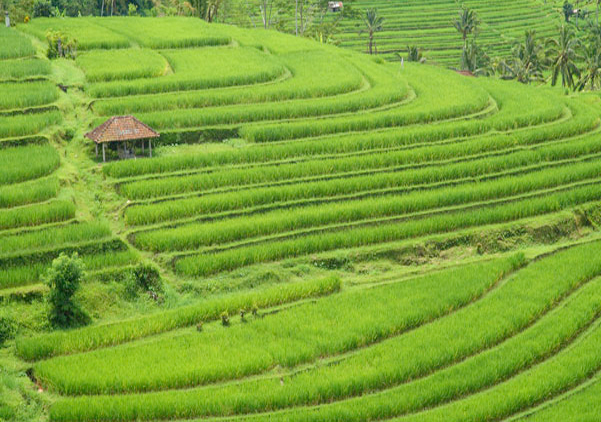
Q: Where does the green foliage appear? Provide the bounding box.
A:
[127,3,137,15]
[405,45,425,63]
[563,1,575,22]
[0,59,51,81]
[76,49,167,82]
[45,30,77,59]
[7,16,601,422]
[45,253,88,329]
[360,8,383,54]
[0,145,60,186]
[0,81,59,110]
[35,260,511,394]
[124,263,163,300]
[46,242,601,421]
[0,316,16,346]
[0,110,62,138]
[87,47,285,97]
[453,6,480,43]
[0,26,35,59]
[16,277,341,360]
[549,24,581,89]
[32,0,52,17]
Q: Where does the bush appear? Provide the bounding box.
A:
[45,253,88,328]
[124,263,163,300]
[220,311,229,326]
[33,0,53,17]
[46,31,77,60]
[0,316,16,346]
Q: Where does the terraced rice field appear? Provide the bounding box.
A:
[0,26,138,300]
[4,15,601,421]
[337,0,562,65]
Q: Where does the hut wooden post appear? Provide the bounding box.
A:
[85,116,159,163]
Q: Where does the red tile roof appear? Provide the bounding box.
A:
[85,116,160,144]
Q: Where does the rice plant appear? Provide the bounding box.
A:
[76,49,169,82]
[0,26,36,59]
[0,82,59,110]
[34,259,512,394]
[16,276,340,361]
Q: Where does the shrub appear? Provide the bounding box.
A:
[220,311,229,326]
[45,253,88,329]
[0,316,16,346]
[33,0,53,17]
[124,263,163,300]
[46,31,77,60]
[132,263,162,294]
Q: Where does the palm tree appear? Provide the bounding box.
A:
[499,57,544,84]
[548,25,581,89]
[453,7,479,48]
[461,39,491,75]
[407,45,426,63]
[577,42,601,90]
[511,30,548,76]
[360,8,384,55]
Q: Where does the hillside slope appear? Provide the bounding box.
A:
[2,17,601,421]
[338,0,561,65]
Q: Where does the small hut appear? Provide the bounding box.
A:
[328,1,343,12]
[85,115,160,162]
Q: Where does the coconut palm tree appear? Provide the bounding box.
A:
[548,25,581,89]
[498,30,547,84]
[499,56,544,84]
[360,8,384,55]
[404,45,426,63]
[577,42,601,90]
[453,7,479,48]
[461,39,491,75]
[511,30,548,76]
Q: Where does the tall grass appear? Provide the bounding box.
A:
[34,259,511,394]
[0,200,75,231]
[0,145,60,185]
[93,50,364,115]
[136,83,406,130]
[240,72,491,142]
[120,118,593,203]
[48,243,601,422]
[521,376,601,421]
[103,98,594,180]
[0,82,59,110]
[18,18,130,50]
[134,159,601,252]
[76,49,168,82]
[94,16,231,48]
[0,26,35,59]
[0,59,51,80]
[238,65,567,143]
[17,276,340,361]
[0,111,62,139]
[0,250,137,291]
[0,222,111,256]
[0,177,59,209]
[87,47,285,97]
[396,311,601,422]
[123,131,601,226]
[175,183,601,276]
